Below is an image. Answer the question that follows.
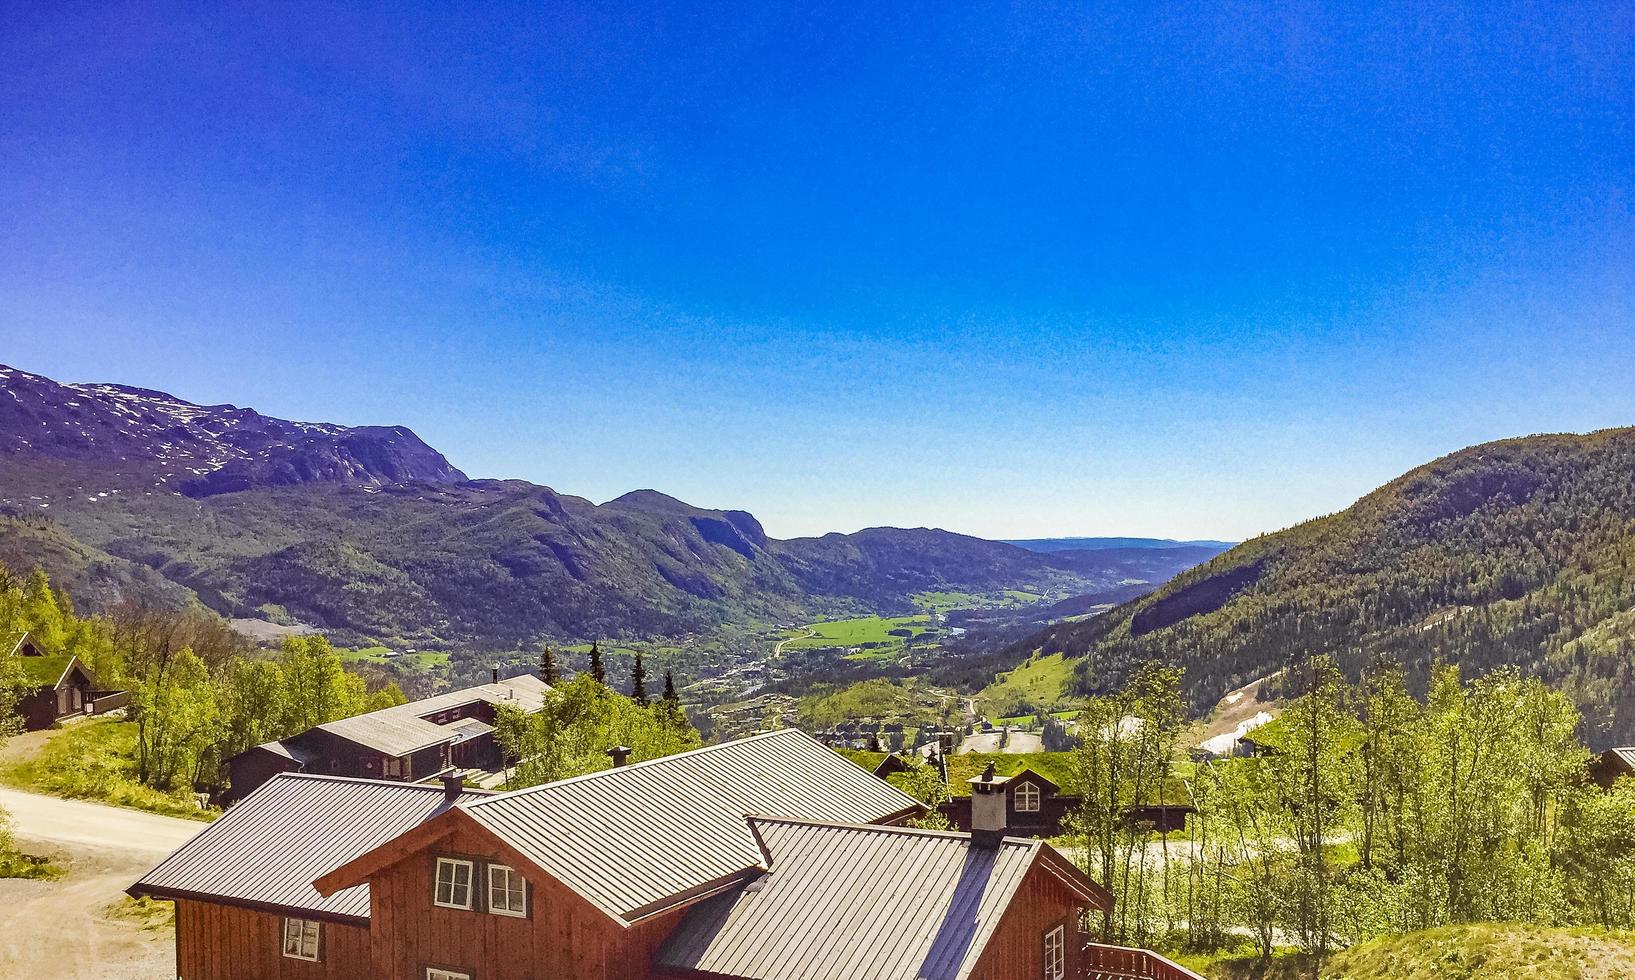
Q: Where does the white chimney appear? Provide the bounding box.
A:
[967,763,1011,848]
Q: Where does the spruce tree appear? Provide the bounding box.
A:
[588,643,605,684]
[539,644,559,685]
[631,652,648,706]
[662,670,679,706]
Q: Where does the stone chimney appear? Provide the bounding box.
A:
[607,745,633,768]
[441,770,466,800]
[966,762,1011,848]
[491,664,500,685]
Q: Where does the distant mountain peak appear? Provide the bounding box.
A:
[0,363,466,497]
[605,489,695,512]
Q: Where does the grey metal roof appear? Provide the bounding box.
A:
[130,773,488,921]
[450,717,495,740]
[314,674,550,757]
[462,728,922,923]
[249,738,324,767]
[656,818,1042,980]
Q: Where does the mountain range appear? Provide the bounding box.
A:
[0,364,1225,647]
[1013,427,1635,744]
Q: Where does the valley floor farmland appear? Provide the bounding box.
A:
[779,613,932,656]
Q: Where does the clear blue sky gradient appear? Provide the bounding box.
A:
[3,3,1633,540]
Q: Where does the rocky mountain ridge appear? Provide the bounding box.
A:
[0,364,1224,647]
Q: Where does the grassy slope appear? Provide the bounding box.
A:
[979,652,1075,712]
[1181,925,1635,979]
[0,719,216,821]
[1328,924,1635,980]
[795,678,941,730]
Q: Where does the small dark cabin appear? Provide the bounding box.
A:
[6,631,124,730]
[928,764,1195,836]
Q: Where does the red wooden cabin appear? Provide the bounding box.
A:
[132,729,1202,980]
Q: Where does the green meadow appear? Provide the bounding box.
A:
[781,615,931,651]
[336,645,451,669]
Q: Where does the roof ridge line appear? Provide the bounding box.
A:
[466,728,809,807]
[274,772,494,794]
[321,675,550,723]
[744,813,1036,845]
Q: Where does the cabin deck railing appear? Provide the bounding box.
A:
[86,689,130,715]
[1081,941,1208,980]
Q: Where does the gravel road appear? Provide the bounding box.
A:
[0,785,203,979]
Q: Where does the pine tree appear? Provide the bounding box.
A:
[539,645,559,686]
[588,643,605,684]
[631,652,648,706]
[662,670,679,706]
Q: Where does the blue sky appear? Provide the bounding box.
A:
[3,3,1632,540]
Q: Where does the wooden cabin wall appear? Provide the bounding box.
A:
[968,864,1085,980]
[173,899,371,980]
[365,822,660,980]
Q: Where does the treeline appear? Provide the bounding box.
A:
[494,671,699,788]
[0,561,404,797]
[1072,657,1635,970]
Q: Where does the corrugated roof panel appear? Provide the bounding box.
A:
[655,818,1041,980]
[130,774,488,920]
[462,729,921,921]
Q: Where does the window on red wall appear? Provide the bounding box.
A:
[1044,924,1065,980]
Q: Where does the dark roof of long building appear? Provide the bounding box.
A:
[314,674,551,757]
[459,728,923,923]
[655,817,1076,980]
[229,674,552,763]
[129,773,490,922]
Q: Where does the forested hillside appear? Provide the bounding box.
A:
[0,364,1220,647]
[1016,428,1635,744]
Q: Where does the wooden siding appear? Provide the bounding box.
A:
[941,781,1077,837]
[364,821,680,980]
[16,663,95,730]
[173,899,371,980]
[226,750,305,805]
[968,857,1086,980]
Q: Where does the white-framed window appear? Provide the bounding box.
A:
[427,970,471,980]
[487,863,527,917]
[384,756,403,778]
[281,917,321,961]
[434,857,475,910]
[1044,923,1065,980]
[1015,781,1041,812]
